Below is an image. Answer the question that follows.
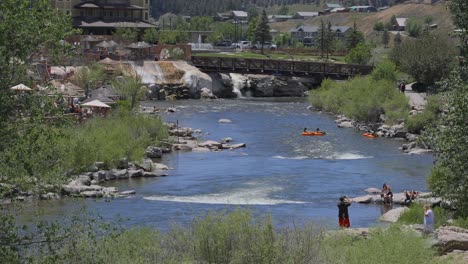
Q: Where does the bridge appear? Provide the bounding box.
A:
[191,56,373,79]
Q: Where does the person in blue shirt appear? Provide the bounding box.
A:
[424,204,435,233]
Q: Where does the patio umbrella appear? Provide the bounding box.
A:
[98,57,119,65]
[10,83,32,91]
[108,40,119,47]
[126,41,152,49]
[81,99,111,108]
[96,41,113,48]
[81,35,99,42]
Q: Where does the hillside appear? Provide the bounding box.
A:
[270,2,454,35]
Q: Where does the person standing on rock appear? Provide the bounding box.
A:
[338,196,352,228]
[424,204,434,233]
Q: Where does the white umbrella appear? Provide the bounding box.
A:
[81,100,111,108]
[96,41,113,48]
[10,83,32,91]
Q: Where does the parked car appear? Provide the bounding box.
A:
[251,41,277,50]
[235,41,252,49]
[214,40,232,47]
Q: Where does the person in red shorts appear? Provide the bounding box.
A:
[338,196,352,228]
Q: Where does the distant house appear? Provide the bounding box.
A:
[330,7,349,13]
[293,12,319,19]
[231,10,248,21]
[215,12,230,22]
[350,6,377,12]
[268,15,293,23]
[290,25,351,46]
[394,18,407,31]
[324,3,342,9]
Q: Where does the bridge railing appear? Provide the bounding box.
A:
[191,56,374,77]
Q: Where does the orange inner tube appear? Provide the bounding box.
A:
[363,133,378,138]
[302,131,326,136]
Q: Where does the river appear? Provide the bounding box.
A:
[15,98,434,229]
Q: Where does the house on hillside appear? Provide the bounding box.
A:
[350,6,377,12]
[268,15,293,23]
[290,25,351,46]
[231,10,248,22]
[394,18,407,31]
[324,3,342,10]
[293,12,319,19]
[330,7,349,13]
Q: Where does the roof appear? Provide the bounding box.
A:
[81,100,111,108]
[232,10,248,18]
[295,12,319,17]
[326,3,342,8]
[74,19,155,29]
[291,26,320,32]
[350,6,373,8]
[330,7,348,12]
[75,2,144,10]
[396,18,407,27]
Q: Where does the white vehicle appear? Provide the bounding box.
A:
[251,41,277,50]
[235,41,252,49]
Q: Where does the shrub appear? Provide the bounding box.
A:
[309,76,409,124]
[322,225,438,264]
[398,203,450,229]
[65,111,168,171]
[345,43,372,65]
[405,95,442,134]
[371,60,398,82]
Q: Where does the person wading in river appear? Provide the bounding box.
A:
[338,196,352,228]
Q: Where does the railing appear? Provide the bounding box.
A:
[191,56,373,78]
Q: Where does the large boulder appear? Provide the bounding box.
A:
[435,226,468,252]
[198,140,223,149]
[145,146,163,159]
[174,61,213,98]
[364,187,381,194]
[200,87,217,99]
[379,207,409,222]
[209,73,236,98]
[337,121,354,128]
[352,195,375,204]
[246,75,307,97]
[388,124,408,138]
[137,159,154,172]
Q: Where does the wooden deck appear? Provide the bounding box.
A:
[191,56,373,78]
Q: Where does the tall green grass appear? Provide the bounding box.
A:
[398,203,450,229]
[309,76,409,124]
[64,111,168,172]
[406,95,442,134]
[13,209,448,264]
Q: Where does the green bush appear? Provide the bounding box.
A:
[371,60,398,82]
[451,218,468,229]
[65,111,168,172]
[398,203,450,229]
[310,75,409,124]
[406,95,442,134]
[322,225,438,264]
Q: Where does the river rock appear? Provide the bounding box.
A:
[198,140,223,149]
[80,191,103,198]
[145,146,163,159]
[388,124,408,138]
[176,62,213,98]
[364,187,381,194]
[220,137,233,143]
[40,192,60,200]
[192,147,211,152]
[143,171,167,177]
[218,118,232,123]
[406,133,419,142]
[435,226,468,252]
[200,87,217,99]
[91,171,107,183]
[379,207,409,222]
[153,163,169,170]
[128,169,143,178]
[407,148,432,155]
[194,129,203,134]
[77,175,91,186]
[352,195,375,204]
[103,187,118,194]
[170,127,193,137]
[402,142,417,152]
[137,159,154,172]
[172,144,193,151]
[337,121,354,128]
[120,190,136,195]
[223,143,246,149]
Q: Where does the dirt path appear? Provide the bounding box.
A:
[405,83,427,110]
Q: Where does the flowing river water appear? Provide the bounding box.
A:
[14,98,434,229]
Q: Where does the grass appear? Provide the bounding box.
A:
[398,203,451,229]
[11,209,452,264]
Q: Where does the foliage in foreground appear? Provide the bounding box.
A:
[1,209,447,264]
[309,68,409,124]
[405,95,442,134]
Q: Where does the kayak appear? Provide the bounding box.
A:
[302,131,326,136]
[363,133,378,138]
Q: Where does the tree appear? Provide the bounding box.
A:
[143,28,159,44]
[390,15,397,27]
[394,32,402,46]
[382,29,390,48]
[254,10,272,54]
[347,22,365,50]
[406,18,423,38]
[278,5,289,15]
[114,26,139,42]
[390,33,457,86]
[112,75,147,110]
[189,16,213,31]
[274,33,291,48]
[345,43,372,65]
[374,22,385,32]
[246,17,259,41]
[73,63,106,97]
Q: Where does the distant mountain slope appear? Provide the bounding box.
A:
[270,2,453,35]
[150,0,396,18]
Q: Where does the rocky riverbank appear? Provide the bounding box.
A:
[0,114,246,203]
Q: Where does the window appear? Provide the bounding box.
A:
[80,11,84,17]
[110,11,113,17]
[145,0,148,4]
[66,10,70,15]
[145,12,148,20]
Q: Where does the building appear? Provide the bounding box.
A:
[349,6,378,12]
[293,12,319,19]
[394,18,407,31]
[231,10,248,21]
[290,25,351,46]
[50,0,154,35]
[268,15,293,23]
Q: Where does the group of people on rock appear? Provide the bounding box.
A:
[338,183,433,233]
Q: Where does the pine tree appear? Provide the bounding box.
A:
[382,29,389,48]
[347,22,365,50]
[254,9,272,54]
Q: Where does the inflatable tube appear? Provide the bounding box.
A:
[302,131,326,136]
[363,133,378,138]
